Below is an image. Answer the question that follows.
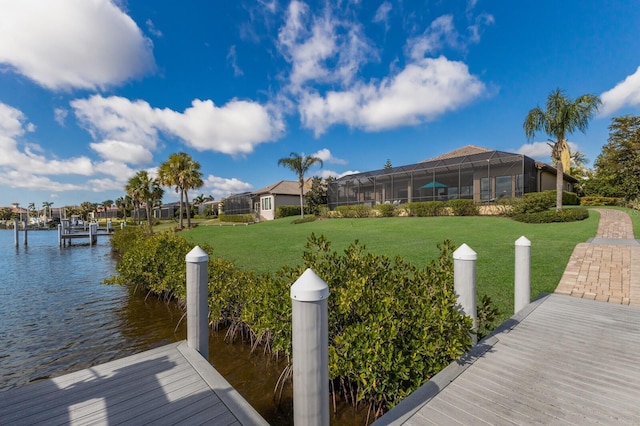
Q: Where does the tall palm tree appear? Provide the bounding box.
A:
[126,171,164,230]
[523,89,601,211]
[277,152,323,219]
[42,201,54,221]
[158,152,203,229]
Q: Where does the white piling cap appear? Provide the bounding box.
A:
[453,243,477,261]
[515,236,531,247]
[186,246,209,263]
[290,268,329,302]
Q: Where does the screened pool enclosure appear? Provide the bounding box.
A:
[328,148,574,209]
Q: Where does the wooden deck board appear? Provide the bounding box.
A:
[0,341,268,425]
[374,294,640,425]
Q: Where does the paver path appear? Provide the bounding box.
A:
[555,208,640,305]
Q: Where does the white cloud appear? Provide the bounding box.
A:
[54,108,68,126]
[278,1,376,91]
[90,140,154,164]
[145,19,163,37]
[406,15,459,61]
[300,56,485,135]
[373,2,392,28]
[72,95,284,161]
[0,0,155,91]
[468,13,494,43]
[227,45,243,76]
[203,175,253,199]
[311,148,347,164]
[0,170,84,192]
[0,102,94,176]
[600,66,640,116]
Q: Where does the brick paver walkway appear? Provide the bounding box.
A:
[555,208,640,305]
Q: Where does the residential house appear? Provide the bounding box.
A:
[328,145,577,209]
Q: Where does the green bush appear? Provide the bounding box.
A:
[544,190,580,206]
[447,199,479,216]
[104,232,198,301]
[106,230,476,415]
[512,208,589,223]
[291,216,317,224]
[405,201,446,217]
[376,203,397,217]
[218,213,254,223]
[580,196,624,206]
[335,205,372,218]
[276,205,311,218]
[109,225,145,256]
[508,191,556,215]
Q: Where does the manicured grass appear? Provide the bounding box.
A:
[182,213,601,322]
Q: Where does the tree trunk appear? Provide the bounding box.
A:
[555,141,564,212]
[186,192,192,228]
[299,180,304,219]
[179,190,184,229]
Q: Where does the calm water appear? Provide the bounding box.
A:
[0,230,365,425]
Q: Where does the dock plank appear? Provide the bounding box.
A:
[0,341,268,425]
[374,294,640,425]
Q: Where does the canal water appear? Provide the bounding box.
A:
[0,230,366,425]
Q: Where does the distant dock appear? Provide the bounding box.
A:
[58,218,113,246]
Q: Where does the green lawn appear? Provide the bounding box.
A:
[182,212,603,322]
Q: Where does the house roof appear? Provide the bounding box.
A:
[252,179,310,196]
[422,145,493,162]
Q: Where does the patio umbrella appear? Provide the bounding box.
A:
[420,181,447,189]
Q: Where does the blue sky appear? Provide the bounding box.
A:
[1,0,640,207]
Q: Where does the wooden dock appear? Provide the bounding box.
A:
[375,294,640,425]
[0,341,268,425]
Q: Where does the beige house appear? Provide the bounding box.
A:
[252,180,310,221]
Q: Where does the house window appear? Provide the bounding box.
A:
[261,197,272,211]
[481,177,491,201]
[495,176,512,199]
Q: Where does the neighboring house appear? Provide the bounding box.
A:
[198,200,220,217]
[252,180,310,221]
[221,180,311,221]
[328,145,577,209]
[153,202,180,219]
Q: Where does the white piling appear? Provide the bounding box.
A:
[186,246,209,359]
[514,236,531,314]
[107,220,112,233]
[13,219,18,247]
[23,223,27,246]
[89,222,93,246]
[120,222,125,230]
[453,243,477,345]
[290,268,329,426]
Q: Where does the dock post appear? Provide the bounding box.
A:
[514,236,531,314]
[107,220,112,233]
[23,223,27,246]
[453,244,477,345]
[14,219,18,247]
[290,268,329,426]
[89,222,93,246]
[186,246,209,359]
[58,224,62,246]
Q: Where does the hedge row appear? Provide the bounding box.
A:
[512,208,589,223]
[105,230,484,416]
[580,196,624,206]
[219,213,254,223]
[276,205,311,218]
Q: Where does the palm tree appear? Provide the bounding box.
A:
[42,201,54,221]
[126,171,164,230]
[101,200,114,219]
[277,152,323,219]
[158,153,203,229]
[523,89,601,211]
